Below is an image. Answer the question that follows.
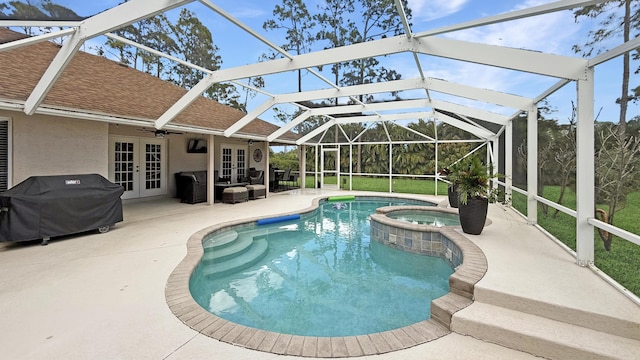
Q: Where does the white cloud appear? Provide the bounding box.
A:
[410,0,586,99]
[408,0,471,21]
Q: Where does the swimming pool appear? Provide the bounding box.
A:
[189,198,454,337]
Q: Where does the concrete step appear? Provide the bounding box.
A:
[201,238,269,278]
[201,235,253,264]
[431,292,473,328]
[452,302,640,360]
[202,230,238,250]
[474,286,640,341]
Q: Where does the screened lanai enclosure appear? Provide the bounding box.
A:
[1,0,639,303]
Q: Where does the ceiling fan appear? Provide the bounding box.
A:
[138,128,183,138]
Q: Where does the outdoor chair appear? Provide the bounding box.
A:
[269,166,278,191]
[249,169,264,184]
[278,169,291,190]
[175,171,207,204]
[287,171,299,188]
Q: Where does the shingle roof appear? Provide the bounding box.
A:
[0,28,297,141]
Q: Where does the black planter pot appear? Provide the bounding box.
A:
[458,196,488,235]
[448,185,459,208]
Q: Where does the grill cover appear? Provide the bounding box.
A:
[0,174,124,242]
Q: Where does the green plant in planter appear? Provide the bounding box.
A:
[440,162,465,208]
[455,156,498,204]
[448,155,500,235]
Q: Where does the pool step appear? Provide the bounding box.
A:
[452,302,640,360]
[202,235,254,264]
[203,230,238,250]
[201,238,269,278]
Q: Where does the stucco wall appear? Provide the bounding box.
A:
[107,124,262,196]
[6,111,108,185]
[0,113,268,196]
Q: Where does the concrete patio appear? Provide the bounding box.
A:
[0,189,638,359]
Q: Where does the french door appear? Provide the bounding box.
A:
[220,144,247,182]
[109,136,167,199]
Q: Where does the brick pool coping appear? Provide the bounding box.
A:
[165,195,488,358]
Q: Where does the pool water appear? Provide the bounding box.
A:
[189,198,454,337]
[387,209,460,227]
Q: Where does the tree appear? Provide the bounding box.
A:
[263,0,316,93]
[552,108,577,219]
[240,73,265,114]
[99,8,243,110]
[594,123,640,250]
[172,9,220,89]
[314,0,356,104]
[138,15,176,78]
[339,0,411,101]
[313,0,412,172]
[574,0,639,136]
[0,0,81,36]
[170,9,241,110]
[0,3,8,17]
[106,15,176,76]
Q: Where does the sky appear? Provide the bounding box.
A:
[4,0,638,126]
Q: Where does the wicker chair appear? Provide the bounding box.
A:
[249,170,264,184]
[175,171,207,204]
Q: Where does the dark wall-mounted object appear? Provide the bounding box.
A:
[187,138,207,153]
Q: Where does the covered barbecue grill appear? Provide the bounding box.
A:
[0,174,124,245]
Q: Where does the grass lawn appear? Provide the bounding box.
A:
[512,187,640,297]
[303,175,639,296]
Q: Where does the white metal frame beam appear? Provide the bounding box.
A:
[411,37,588,81]
[198,0,366,128]
[341,114,435,141]
[222,98,276,136]
[432,100,510,125]
[0,27,76,52]
[436,113,495,140]
[0,20,81,27]
[276,78,428,104]
[23,31,83,115]
[272,77,531,110]
[306,99,430,117]
[296,120,336,145]
[267,111,312,142]
[23,0,193,115]
[334,111,436,125]
[104,32,274,99]
[427,78,533,110]
[154,31,585,130]
[204,35,587,84]
[589,35,640,67]
[576,67,595,266]
[264,78,530,142]
[527,105,538,224]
